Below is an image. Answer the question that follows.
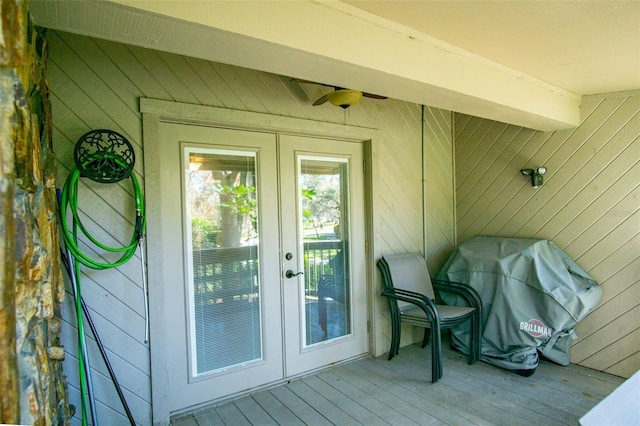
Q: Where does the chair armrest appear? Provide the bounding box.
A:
[432,279,482,311]
[381,288,441,324]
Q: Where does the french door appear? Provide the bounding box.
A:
[280,134,367,377]
[155,122,367,414]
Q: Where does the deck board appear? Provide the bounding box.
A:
[171,342,625,425]
[268,386,333,426]
[332,363,445,425]
[302,374,391,425]
[316,369,418,425]
[285,379,359,425]
[215,402,252,426]
[341,362,450,426]
[251,391,306,426]
[234,395,280,426]
[192,408,224,426]
[362,355,501,426]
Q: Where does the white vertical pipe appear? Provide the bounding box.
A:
[451,111,458,248]
[421,105,428,260]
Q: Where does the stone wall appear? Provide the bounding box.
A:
[0,1,70,424]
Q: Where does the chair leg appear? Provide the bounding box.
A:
[475,311,482,363]
[469,319,475,364]
[467,312,478,364]
[436,329,443,380]
[388,321,396,360]
[421,328,431,348]
[388,337,395,361]
[394,317,401,356]
[467,318,475,365]
[318,297,328,340]
[430,328,443,383]
[431,340,439,383]
[388,311,401,360]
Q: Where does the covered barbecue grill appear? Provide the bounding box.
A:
[436,236,602,374]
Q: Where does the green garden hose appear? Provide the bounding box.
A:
[59,164,145,269]
[59,146,145,426]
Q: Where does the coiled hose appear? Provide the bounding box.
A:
[59,154,145,426]
[60,166,145,269]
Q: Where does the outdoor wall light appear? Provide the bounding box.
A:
[520,166,547,188]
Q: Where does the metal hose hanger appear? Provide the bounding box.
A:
[58,129,145,426]
[61,129,143,268]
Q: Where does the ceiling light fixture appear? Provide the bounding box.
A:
[520,166,547,188]
[326,89,363,109]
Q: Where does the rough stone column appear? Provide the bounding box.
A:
[1,1,70,424]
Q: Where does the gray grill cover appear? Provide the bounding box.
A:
[436,236,602,371]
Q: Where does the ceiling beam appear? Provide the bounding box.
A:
[30,0,581,131]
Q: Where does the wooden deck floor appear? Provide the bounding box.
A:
[172,342,625,426]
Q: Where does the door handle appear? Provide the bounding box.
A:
[285,270,304,279]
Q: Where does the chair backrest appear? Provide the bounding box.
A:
[379,253,436,310]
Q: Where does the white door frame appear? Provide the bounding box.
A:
[141,98,380,425]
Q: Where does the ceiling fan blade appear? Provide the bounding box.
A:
[362,93,388,100]
[290,78,341,90]
[289,78,387,101]
[313,94,329,106]
[290,78,319,85]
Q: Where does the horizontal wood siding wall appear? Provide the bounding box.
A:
[48,30,454,422]
[454,91,640,378]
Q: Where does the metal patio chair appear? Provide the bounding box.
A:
[377,253,482,383]
[317,250,346,340]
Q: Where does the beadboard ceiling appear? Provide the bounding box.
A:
[29,0,640,131]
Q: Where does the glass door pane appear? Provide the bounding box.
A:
[183,148,261,376]
[299,157,351,345]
